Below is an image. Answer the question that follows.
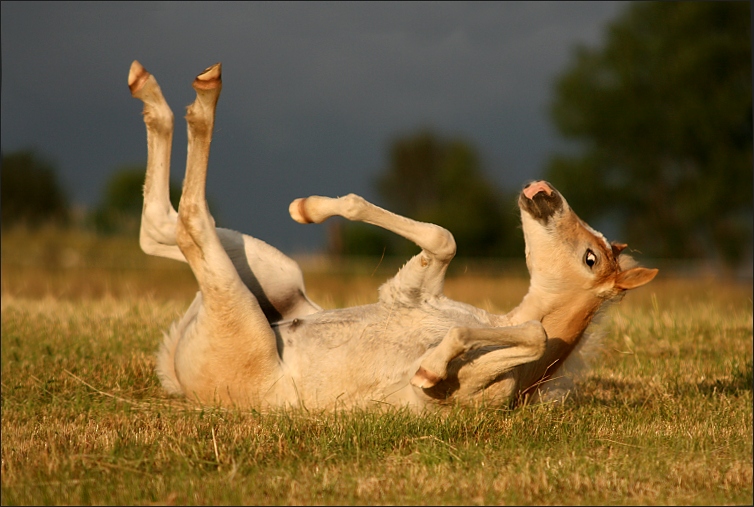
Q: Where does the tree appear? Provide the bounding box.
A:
[93,166,181,234]
[337,130,522,258]
[546,2,752,266]
[1,150,69,228]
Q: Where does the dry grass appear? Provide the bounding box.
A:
[1,228,752,505]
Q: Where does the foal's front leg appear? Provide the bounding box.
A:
[290,193,457,297]
[411,321,547,389]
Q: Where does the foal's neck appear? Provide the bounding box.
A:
[502,283,603,395]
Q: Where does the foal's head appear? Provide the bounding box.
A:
[518,181,657,303]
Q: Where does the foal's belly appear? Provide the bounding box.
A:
[274,299,499,407]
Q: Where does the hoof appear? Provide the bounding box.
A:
[128,60,150,96]
[410,366,442,389]
[193,63,222,91]
[289,198,313,224]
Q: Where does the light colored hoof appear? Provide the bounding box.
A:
[193,63,222,90]
[128,60,150,96]
[289,198,312,224]
[410,366,442,389]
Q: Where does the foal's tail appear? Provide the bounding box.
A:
[155,293,204,396]
[156,323,183,396]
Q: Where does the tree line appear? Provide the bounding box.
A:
[1,153,180,235]
[2,2,750,267]
[546,1,751,267]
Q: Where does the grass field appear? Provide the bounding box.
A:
[1,228,752,505]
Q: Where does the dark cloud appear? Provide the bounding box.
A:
[1,1,626,253]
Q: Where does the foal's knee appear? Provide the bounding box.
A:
[428,226,456,262]
[521,320,547,360]
[415,225,456,264]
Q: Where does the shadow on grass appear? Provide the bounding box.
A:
[695,358,753,397]
[580,359,753,407]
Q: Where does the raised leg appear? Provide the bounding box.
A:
[129,60,184,262]
[169,64,282,404]
[411,321,546,389]
[129,61,320,322]
[290,193,456,298]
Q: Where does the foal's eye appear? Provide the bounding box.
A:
[585,249,597,268]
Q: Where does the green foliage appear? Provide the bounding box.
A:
[93,166,180,234]
[547,2,752,266]
[1,150,69,228]
[339,130,522,258]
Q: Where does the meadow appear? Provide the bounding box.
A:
[1,228,752,505]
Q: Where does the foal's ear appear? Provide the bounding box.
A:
[614,267,658,290]
[611,242,628,257]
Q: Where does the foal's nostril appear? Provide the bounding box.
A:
[523,181,553,200]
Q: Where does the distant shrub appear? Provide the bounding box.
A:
[93,166,180,234]
[1,150,69,229]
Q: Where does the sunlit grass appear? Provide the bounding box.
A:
[1,229,751,505]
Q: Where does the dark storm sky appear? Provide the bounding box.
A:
[1,1,627,253]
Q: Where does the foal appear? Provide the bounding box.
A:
[129,61,657,410]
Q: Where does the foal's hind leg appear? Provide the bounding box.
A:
[129,61,319,322]
[129,61,184,262]
[171,65,283,406]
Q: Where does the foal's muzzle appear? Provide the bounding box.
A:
[519,180,564,224]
